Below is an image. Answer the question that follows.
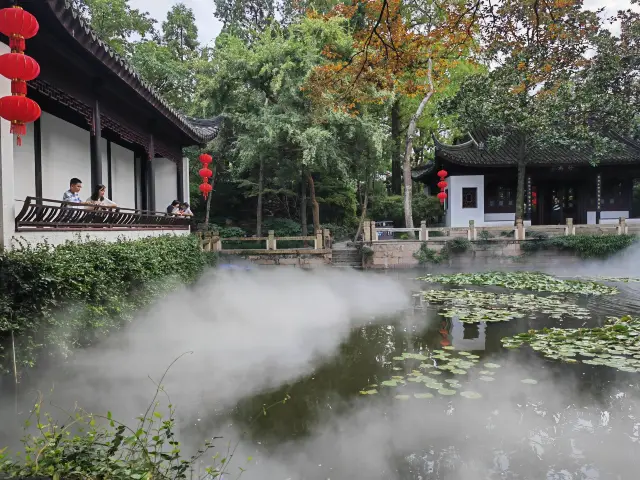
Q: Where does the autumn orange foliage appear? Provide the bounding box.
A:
[307,0,478,112]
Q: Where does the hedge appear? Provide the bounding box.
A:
[0,235,213,375]
[521,233,637,258]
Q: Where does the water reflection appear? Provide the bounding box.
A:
[210,279,640,479]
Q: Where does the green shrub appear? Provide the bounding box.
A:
[414,243,449,264]
[263,218,301,237]
[445,237,471,253]
[321,223,354,242]
[548,234,636,258]
[0,235,207,374]
[369,193,442,227]
[522,234,636,258]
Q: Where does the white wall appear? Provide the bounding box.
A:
[154,157,177,212]
[101,137,108,186]
[448,175,485,227]
[13,124,35,205]
[10,230,189,249]
[111,142,136,208]
[586,210,640,225]
[40,112,91,201]
[451,319,486,351]
[0,40,14,247]
[182,157,190,204]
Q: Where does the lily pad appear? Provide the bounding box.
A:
[395,395,410,400]
[460,391,482,399]
[521,379,538,385]
[484,363,501,369]
[381,380,398,387]
[414,393,434,399]
[479,376,495,382]
[437,389,457,396]
[418,272,617,296]
[359,389,378,395]
[501,315,640,373]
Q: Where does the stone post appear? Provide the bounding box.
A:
[515,219,524,240]
[315,229,323,249]
[564,218,575,236]
[371,221,378,242]
[363,221,371,242]
[268,230,276,250]
[617,217,627,235]
[468,220,476,241]
[322,228,331,249]
[214,236,222,251]
[420,220,428,241]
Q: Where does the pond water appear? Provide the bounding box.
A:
[2,268,640,480]
[196,271,640,480]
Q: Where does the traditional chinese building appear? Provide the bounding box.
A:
[413,130,640,228]
[0,0,220,248]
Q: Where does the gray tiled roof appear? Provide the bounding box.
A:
[433,129,640,166]
[46,0,220,144]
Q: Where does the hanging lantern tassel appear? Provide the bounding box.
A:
[200,181,213,199]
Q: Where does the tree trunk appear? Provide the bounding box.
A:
[354,188,369,242]
[300,169,308,237]
[307,171,320,234]
[391,99,402,195]
[515,136,526,222]
[256,156,264,236]
[204,164,217,228]
[403,58,434,237]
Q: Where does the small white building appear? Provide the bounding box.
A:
[413,131,640,228]
[0,0,219,249]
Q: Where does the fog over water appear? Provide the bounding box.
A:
[2,253,640,479]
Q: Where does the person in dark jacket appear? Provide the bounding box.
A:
[551,196,562,225]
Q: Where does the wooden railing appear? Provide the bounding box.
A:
[365,217,634,242]
[15,197,191,231]
[198,229,331,251]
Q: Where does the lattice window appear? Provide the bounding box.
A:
[462,187,478,209]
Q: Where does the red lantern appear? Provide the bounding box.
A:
[199,167,213,179]
[0,95,40,145]
[437,169,448,179]
[199,181,213,199]
[437,191,447,203]
[437,180,448,189]
[0,53,39,81]
[199,153,212,165]
[0,7,39,53]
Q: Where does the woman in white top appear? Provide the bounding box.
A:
[86,184,117,208]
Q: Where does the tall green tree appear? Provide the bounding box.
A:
[442,0,604,222]
[73,0,156,56]
[213,0,275,40]
[162,3,200,62]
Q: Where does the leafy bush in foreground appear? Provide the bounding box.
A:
[0,235,209,375]
[521,234,636,258]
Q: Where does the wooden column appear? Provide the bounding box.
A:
[90,98,102,189]
[34,118,42,200]
[596,172,601,224]
[106,140,113,199]
[147,133,156,212]
[525,175,532,221]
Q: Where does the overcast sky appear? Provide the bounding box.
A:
[129,0,638,45]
